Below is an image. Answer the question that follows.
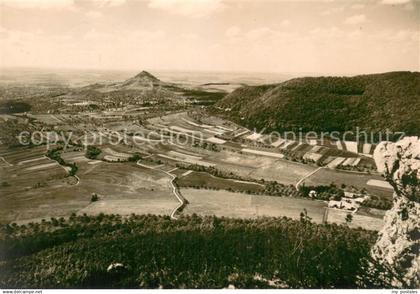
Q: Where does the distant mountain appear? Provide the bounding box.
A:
[215,71,420,135]
[75,70,227,106]
[133,70,161,82]
[119,70,165,89]
[80,70,168,92]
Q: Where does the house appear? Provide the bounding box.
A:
[309,190,317,198]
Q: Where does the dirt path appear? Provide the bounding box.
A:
[137,161,185,220]
[0,156,13,166]
[295,167,324,190]
[44,155,80,185]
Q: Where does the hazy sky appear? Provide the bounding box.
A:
[0,0,419,74]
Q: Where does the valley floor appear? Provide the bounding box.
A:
[0,111,392,232]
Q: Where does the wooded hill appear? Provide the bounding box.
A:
[215,71,420,136]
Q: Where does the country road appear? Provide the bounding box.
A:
[0,156,13,166]
[137,160,185,220]
[44,155,80,185]
[295,167,324,190]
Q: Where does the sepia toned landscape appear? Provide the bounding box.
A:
[0,0,418,290]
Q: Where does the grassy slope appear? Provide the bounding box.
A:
[215,71,420,135]
[0,214,387,289]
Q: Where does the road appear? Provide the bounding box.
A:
[137,160,185,220]
[295,167,324,190]
[44,155,80,185]
[0,156,13,166]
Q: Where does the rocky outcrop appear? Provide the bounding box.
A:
[372,136,419,288]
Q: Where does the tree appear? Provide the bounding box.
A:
[1,181,11,187]
[85,145,102,159]
[300,209,312,223]
[128,153,142,162]
[345,213,353,225]
[91,193,99,202]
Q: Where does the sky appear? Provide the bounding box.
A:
[0,0,419,74]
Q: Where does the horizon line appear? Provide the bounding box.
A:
[1,65,419,78]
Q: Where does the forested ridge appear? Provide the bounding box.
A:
[0,213,396,288]
[215,71,420,135]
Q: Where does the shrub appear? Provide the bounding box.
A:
[0,181,11,187]
[86,145,102,159]
[91,193,99,202]
[128,153,142,162]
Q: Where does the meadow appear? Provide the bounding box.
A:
[181,188,327,223]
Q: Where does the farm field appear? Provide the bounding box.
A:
[176,170,264,193]
[181,188,327,223]
[61,162,179,218]
[0,110,392,230]
[0,147,71,223]
[327,208,384,231]
[0,157,178,223]
[130,112,394,198]
[304,168,393,199]
[0,145,51,164]
[180,188,383,230]
[1,180,87,224]
[143,113,385,192]
[154,136,392,197]
[202,150,316,185]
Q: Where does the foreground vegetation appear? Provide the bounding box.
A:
[0,214,394,288]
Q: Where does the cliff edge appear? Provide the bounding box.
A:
[372,136,419,287]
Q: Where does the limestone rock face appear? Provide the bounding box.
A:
[372,136,419,288]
